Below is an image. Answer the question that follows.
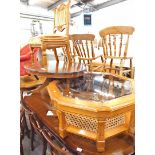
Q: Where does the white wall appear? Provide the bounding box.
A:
[20,3,54,46]
[20,17,53,46]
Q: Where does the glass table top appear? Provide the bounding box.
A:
[57,73,132,102]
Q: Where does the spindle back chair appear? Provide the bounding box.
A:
[69,34,103,70]
[97,26,135,78]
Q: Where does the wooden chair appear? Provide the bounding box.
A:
[21,93,49,155]
[41,129,72,155]
[20,97,34,155]
[23,91,134,155]
[29,0,71,65]
[53,0,70,35]
[93,26,135,78]
[20,107,29,155]
[69,34,103,70]
[29,114,47,155]
[23,90,75,155]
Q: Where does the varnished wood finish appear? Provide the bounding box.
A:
[53,0,70,35]
[95,26,135,78]
[47,73,135,152]
[29,114,47,155]
[24,61,87,79]
[29,35,71,65]
[23,91,134,155]
[69,34,103,70]
[20,107,30,155]
[41,129,72,155]
[20,75,46,90]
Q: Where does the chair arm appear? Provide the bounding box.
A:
[104,56,133,60]
[78,55,103,61]
[94,54,103,59]
[78,56,94,61]
[92,65,120,72]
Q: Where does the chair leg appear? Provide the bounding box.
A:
[30,125,35,151]
[42,138,47,155]
[20,131,24,155]
[20,141,24,155]
[20,91,30,138]
[23,111,30,138]
[50,145,54,155]
[130,69,134,79]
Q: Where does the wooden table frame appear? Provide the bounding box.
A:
[47,73,135,152]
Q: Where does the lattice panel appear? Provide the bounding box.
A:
[105,114,125,130]
[65,112,98,133]
[65,113,126,133]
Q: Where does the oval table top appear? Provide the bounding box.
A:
[24,61,87,79]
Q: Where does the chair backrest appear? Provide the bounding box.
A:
[99,26,135,57]
[69,34,96,64]
[53,0,70,35]
[52,0,71,62]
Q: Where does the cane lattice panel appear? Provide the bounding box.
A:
[65,112,98,133]
[105,114,125,130]
[65,112,126,132]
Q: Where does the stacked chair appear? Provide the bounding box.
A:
[28,0,71,65]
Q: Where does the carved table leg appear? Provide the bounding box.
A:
[28,78,51,94]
